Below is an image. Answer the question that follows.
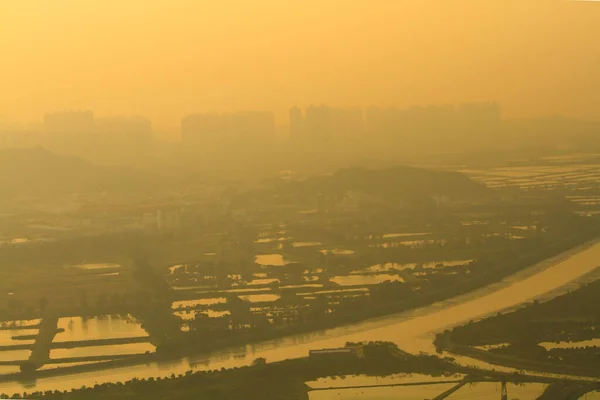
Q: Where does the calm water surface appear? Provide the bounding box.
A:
[540,339,600,350]
[308,383,456,400]
[171,298,227,309]
[0,328,38,347]
[50,343,156,358]
[254,254,292,266]
[54,316,148,342]
[330,274,404,286]
[2,240,600,393]
[307,373,465,388]
[0,349,31,362]
[74,263,121,271]
[174,310,230,320]
[446,382,547,399]
[239,294,281,303]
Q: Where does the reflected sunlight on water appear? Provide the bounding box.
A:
[0,349,31,362]
[172,298,227,309]
[540,338,600,350]
[447,382,547,399]
[330,274,404,286]
[239,294,281,303]
[308,383,456,400]
[254,254,291,266]
[54,316,149,342]
[1,241,600,394]
[50,343,156,359]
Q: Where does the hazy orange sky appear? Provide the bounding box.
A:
[1,0,599,134]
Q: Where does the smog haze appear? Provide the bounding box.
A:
[1,0,599,133]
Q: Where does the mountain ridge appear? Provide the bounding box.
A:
[0,147,156,197]
[295,165,491,200]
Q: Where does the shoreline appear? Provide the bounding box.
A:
[0,234,599,387]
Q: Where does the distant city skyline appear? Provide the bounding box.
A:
[1,1,599,135]
[0,100,600,134]
[1,100,600,139]
[2,101,599,160]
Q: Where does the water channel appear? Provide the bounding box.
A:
[3,240,600,394]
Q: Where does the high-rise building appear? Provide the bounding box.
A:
[330,108,364,140]
[291,105,364,144]
[363,103,502,150]
[95,116,153,145]
[232,111,274,143]
[289,106,304,142]
[181,113,223,146]
[182,111,274,147]
[305,105,333,142]
[43,111,94,136]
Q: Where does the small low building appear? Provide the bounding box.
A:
[309,345,364,358]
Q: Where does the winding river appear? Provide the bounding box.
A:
[3,240,600,394]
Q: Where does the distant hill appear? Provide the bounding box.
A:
[0,147,157,197]
[295,166,492,201]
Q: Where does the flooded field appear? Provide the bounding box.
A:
[172,285,214,291]
[50,343,156,358]
[0,366,21,375]
[352,260,471,274]
[0,264,134,326]
[255,254,292,266]
[459,161,600,192]
[239,294,281,303]
[53,316,149,342]
[0,327,38,346]
[172,298,227,309]
[330,274,404,286]
[3,165,600,397]
[199,288,271,294]
[73,263,121,271]
[319,249,354,255]
[581,390,600,399]
[474,343,509,351]
[280,284,323,289]
[98,272,120,277]
[0,238,55,246]
[0,238,30,245]
[308,383,457,399]
[382,232,429,239]
[254,237,290,244]
[423,260,473,269]
[0,319,40,329]
[540,338,600,350]
[0,239,598,393]
[307,373,465,388]
[247,278,280,286]
[446,382,547,399]
[372,240,441,248]
[297,288,369,296]
[354,263,417,274]
[38,361,100,371]
[0,349,31,362]
[174,310,231,320]
[292,242,322,248]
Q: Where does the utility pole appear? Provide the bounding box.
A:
[501,380,508,400]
